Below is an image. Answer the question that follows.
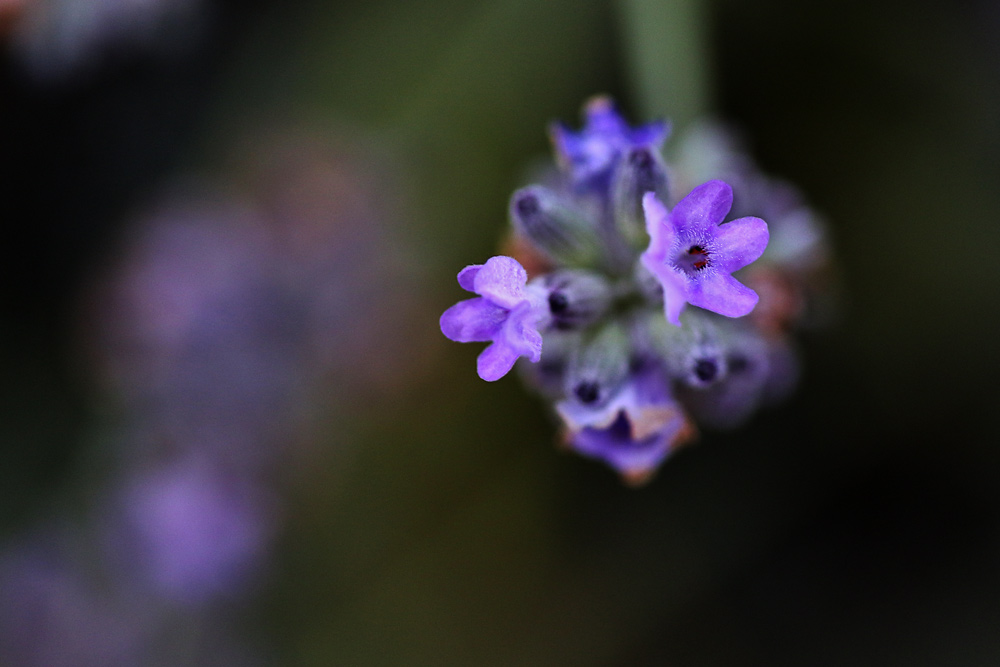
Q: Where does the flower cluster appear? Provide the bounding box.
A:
[441,97,830,484]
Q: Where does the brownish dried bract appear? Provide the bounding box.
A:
[500,233,555,280]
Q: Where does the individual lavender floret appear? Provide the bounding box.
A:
[640,309,729,389]
[641,181,769,326]
[440,255,550,381]
[557,364,693,484]
[675,322,773,430]
[551,96,669,186]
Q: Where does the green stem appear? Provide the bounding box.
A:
[617,0,713,130]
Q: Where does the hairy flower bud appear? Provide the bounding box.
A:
[562,320,631,408]
[612,146,670,250]
[676,322,771,429]
[643,310,728,389]
[510,186,602,268]
[537,269,613,330]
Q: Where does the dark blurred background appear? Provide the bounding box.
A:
[2,0,1000,664]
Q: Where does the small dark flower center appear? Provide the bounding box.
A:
[574,382,600,404]
[673,244,712,276]
[548,291,569,314]
[687,245,709,270]
[694,358,718,383]
[516,193,540,217]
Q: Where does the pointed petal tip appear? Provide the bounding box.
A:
[440,298,503,343]
[456,264,482,292]
[642,191,668,225]
[691,273,759,319]
[715,215,770,272]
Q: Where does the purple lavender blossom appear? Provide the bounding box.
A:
[440,256,550,381]
[0,532,150,666]
[676,324,774,430]
[112,458,273,605]
[551,96,669,186]
[640,182,769,326]
[557,365,692,482]
[443,97,829,480]
[672,122,828,272]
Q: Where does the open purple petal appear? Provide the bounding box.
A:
[551,107,619,181]
[439,298,506,343]
[456,264,482,292]
[714,216,769,272]
[688,272,758,318]
[661,269,689,326]
[552,98,671,184]
[571,409,684,475]
[630,119,671,148]
[500,302,543,361]
[476,341,521,381]
[671,180,733,235]
[472,256,527,309]
[640,248,688,327]
[642,191,673,253]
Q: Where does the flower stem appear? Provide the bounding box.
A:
[616,0,713,130]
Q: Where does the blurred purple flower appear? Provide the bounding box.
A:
[113,458,273,605]
[440,256,550,381]
[557,365,693,483]
[551,96,669,186]
[0,531,150,667]
[676,324,796,430]
[92,199,309,469]
[0,128,428,661]
[641,182,769,326]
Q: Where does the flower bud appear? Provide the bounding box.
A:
[611,146,669,250]
[510,185,602,268]
[536,269,612,330]
[562,320,631,408]
[676,322,771,429]
[641,310,727,389]
[517,328,582,399]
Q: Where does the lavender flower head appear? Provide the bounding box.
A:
[440,97,832,482]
